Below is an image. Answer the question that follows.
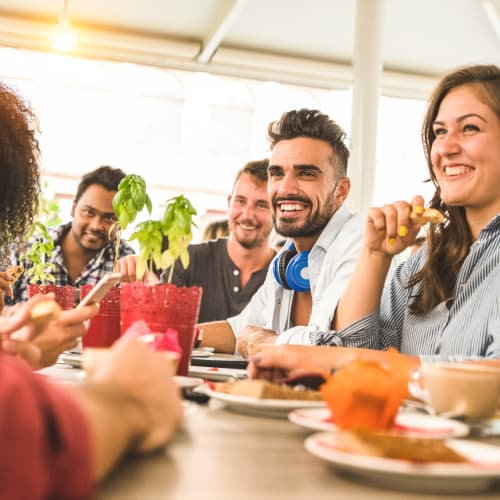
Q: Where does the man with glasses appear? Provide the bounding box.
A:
[10,165,135,304]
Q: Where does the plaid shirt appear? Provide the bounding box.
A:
[9,222,135,304]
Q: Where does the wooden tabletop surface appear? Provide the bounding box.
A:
[39,362,500,500]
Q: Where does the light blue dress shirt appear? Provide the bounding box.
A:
[227,204,365,349]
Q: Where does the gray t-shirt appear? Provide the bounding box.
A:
[161,238,273,323]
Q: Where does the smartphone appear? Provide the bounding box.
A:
[77,272,122,308]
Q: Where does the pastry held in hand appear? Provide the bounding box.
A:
[6,265,24,282]
[410,207,445,224]
[30,300,61,327]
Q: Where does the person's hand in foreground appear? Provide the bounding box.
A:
[76,335,183,478]
[236,325,277,359]
[1,293,98,369]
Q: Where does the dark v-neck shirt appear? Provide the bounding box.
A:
[162,238,273,323]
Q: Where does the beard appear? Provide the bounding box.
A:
[273,190,336,238]
[72,226,108,253]
[232,219,270,250]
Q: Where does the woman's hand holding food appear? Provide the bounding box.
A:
[365,195,426,257]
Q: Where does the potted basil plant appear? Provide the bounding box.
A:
[113,174,202,376]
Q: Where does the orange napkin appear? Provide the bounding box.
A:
[320,349,411,430]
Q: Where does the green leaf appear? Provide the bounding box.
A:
[145,195,153,214]
[160,250,175,270]
[136,256,147,280]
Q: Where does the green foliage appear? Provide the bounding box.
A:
[22,222,56,284]
[113,175,197,281]
[21,185,61,284]
[112,174,152,231]
[160,195,197,282]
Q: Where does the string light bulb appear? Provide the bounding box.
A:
[50,0,78,52]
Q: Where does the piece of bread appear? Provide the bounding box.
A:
[335,428,467,463]
[30,300,61,326]
[410,208,445,224]
[6,265,24,282]
[214,379,323,401]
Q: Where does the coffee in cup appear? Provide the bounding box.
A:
[416,363,500,421]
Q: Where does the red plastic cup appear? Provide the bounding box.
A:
[28,284,76,310]
[120,282,202,376]
[80,284,121,348]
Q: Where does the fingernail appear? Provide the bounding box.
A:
[398,225,407,237]
[83,320,90,330]
[415,206,424,215]
[389,237,396,246]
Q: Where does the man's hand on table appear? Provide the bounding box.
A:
[236,325,278,359]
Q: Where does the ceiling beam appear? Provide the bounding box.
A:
[481,0,500,41]
[196,0,247,63]
[0,11,437,98]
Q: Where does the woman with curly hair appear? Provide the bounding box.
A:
[0,83,41,308]
[249,64,500,380]
[0,81,182,499]
[0,82,41,252]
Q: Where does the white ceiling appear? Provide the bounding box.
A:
[0,0,498,97]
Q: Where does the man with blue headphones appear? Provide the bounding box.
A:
[199,109,367,356]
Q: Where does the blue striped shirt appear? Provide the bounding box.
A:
[315,214,500,362]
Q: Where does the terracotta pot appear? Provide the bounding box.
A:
[120,282,202,376]
[80,285,121,348]
[28,284,76,310]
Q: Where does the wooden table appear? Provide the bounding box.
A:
[39,363,500,500]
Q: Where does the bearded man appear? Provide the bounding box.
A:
[199,109,367,355]
[10,165,135,304]
[162,159,275,323]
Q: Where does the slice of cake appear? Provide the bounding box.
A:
[214,379,322,401]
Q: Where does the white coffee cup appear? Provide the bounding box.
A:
[412,363,500,421]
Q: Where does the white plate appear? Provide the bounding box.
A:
[305,432,500,494]
[175,376,204,389]
[60,352,82,369]
[188,366,247,381]
[191,349,213,358]
[289,408,469,438]
[202,386,326,418]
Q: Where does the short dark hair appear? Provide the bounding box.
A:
[267,109,349,177]
[74,165,127,203]
[232,158,269,192]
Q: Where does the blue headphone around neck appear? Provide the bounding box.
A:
[272,243,310,292]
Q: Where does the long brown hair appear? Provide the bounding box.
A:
[409,64,500,314]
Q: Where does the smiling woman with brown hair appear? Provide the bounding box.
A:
[249,64,500,381]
